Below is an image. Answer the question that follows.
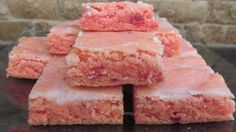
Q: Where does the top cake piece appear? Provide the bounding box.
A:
[79,1,158,31]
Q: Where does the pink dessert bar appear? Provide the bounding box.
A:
[79,1,158,31]
[134,70,235,124]
[7,37,52,79]
[66,31,164,87]
[156,18,196,57]
[156,31,181,57]
[28,58,123,125]
[134,39,235,124]
[46,20,80,54]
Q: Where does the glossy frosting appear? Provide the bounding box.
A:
[74,31,164,55]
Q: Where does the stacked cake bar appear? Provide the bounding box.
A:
[28,58,123,125]
[46,20,80,54]
[7,37,52,79]
[66,31,164,87]
[79,1,158,31]
[6,1,234,125]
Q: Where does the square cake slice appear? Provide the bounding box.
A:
[155,31,181,57]
[7,37,52,79]
[79,1,158,31]
[28,58,123,125]
[66,31,164,87]
[134,37,235,124]
[134,67,235,124]
[156,17,198,57]
[46,20,80,54]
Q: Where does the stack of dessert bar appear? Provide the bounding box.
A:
[6,1,235,125]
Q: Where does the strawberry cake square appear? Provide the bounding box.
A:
[155,18,196,57]
[156,31,181,57]
[134,71,235,124]
[28,58,123,125]
[134,38,235,124]
[79,1,158,31]
[134,67,235,124]
[7,37,52,79]
[46,20,80,54]
[66,31,164,87]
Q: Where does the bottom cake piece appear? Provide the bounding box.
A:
[134,69,235,124]
[134,39,235,124]
[28,58,123,125]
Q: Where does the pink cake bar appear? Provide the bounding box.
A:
[134,68,235,124]
[66,31,164,87]
[7,37,52,79]
[157,17,201,57]
[46,20,80,54]
[156,31,181,57]
[134,39,235,124]
[28,58,123,125]
[79,1,158,31]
